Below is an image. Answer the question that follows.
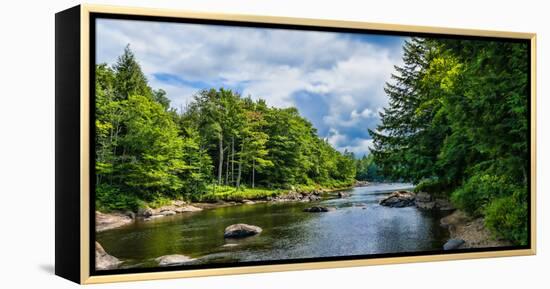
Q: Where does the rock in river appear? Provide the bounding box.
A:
[224,223,263,238]
[379,191,416,208]
[443,239,465,250]
[95,242,121,270]
[156,254,195,266]
[415,192,455,211]
[337,191,350,198]
[303,206,333,212]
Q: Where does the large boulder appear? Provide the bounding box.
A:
[95,242,121,270]
[414,192,435,210]
[379,191,416,208]
[415,191,432,202]
[443,239,465,250]
[155,254,195,266]
[414,192,455,211]
[224,223,263,238]
[303,206,333,212]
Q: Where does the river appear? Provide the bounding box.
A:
[97,183,449,268]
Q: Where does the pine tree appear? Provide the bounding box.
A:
[113,44,152,100]
[369,38,447,185]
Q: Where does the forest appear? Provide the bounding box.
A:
[95,36,529,246]
[95,46,357,212]
[369,38,529,245]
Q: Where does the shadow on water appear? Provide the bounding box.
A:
[97,183,449,268]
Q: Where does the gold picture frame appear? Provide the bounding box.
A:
[55,4,536,284]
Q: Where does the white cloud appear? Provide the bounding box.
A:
[96,18,406,156]
[339,139,374,157]
[327,128,347,147]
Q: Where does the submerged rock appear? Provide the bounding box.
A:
[95,242,121,270]
[303,206,333,212]
[379,191,416,208]
[155,254,195,266]
[443,239,465,250]
[224,223,263,238]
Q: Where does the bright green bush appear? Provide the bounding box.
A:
[450,171,528,245]
[484,194,528,245]
[414,178,451,197]
[451,173,511,217]
[95,184,143,212]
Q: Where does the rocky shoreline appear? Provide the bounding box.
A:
[440,210,511,249]
[96,184,512,270]
[378,190,510,249]
[95,201,204,232]
[95,186,351,233]
[94,185,355,269]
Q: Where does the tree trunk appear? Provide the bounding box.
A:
[218,134,223,185]
[252,158,255,188]
[225,144,229,185]
[236,143,243,188]
[231,137,235,185]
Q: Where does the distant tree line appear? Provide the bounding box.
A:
[95,45,356,211]
[369,38,529,245]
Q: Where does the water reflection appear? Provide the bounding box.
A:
[97,183,449,268]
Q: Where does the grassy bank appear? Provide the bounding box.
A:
[96,180,355,212]
[194,180,353,202]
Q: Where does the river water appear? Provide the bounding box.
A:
[97,183,449,268]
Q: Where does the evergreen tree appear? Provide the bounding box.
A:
[113,44,152,100]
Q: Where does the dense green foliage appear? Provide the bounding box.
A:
[355,154,384,182]
[369,38,529,245]
[95,45,356,210]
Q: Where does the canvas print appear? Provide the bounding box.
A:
[93,17,530,271]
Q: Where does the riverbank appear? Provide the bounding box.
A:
[96,182,356,232]
[440,210,511,249]
[97,182,448,269]
[377,190,512,249]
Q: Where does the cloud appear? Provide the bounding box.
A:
[96,18,406,157]
[327,129,374,157]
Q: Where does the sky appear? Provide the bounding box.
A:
[96,18,407,157]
